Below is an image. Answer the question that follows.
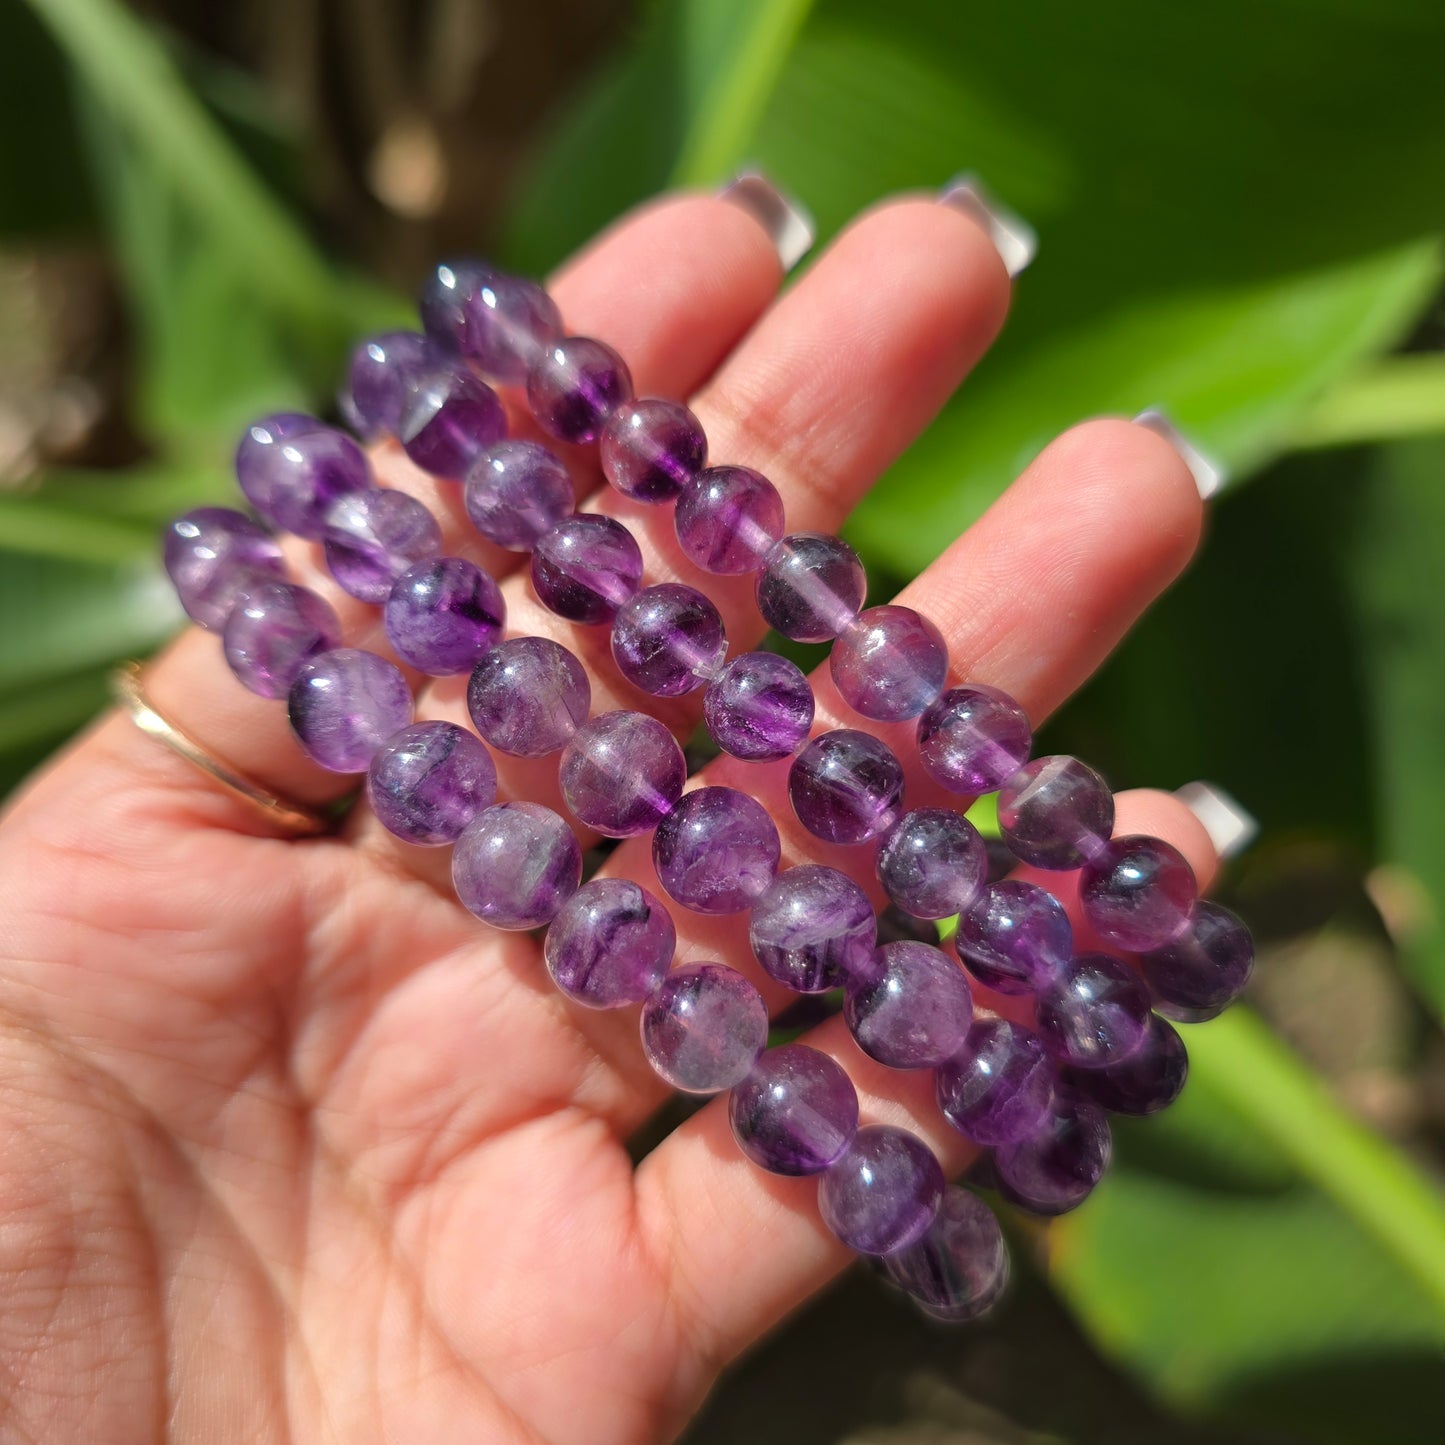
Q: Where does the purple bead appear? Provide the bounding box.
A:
[1035,952,1151,1069]
[653,786,781,915]
[845,940,973,1070]
[640,963,768,1092]
[997,755,1115,871]
[954,880,1072,996]
[611,583,726,697]
[558,710,686,837]
[236,415,370,539]
[398,366,506,478]
[1080,834,1197,952]
[818,1125,944,1255]
[1140,901,1255,1023]
[917,684,1033,795]
[322,489,441,602]
[452,801,581,930]
[831,606,948,721]
[729,1044,859,1176]
[756,533,867,643]
[463,440,573,552]
[749,864,877,993]
[366,720,497,845]
[875,808,986,920]
[455,274,562,383]
[936,1016,1055,1146]
[287,648,412,773]
[884,1187,1010,1322]
[340,330,431,439]
[994,1099,1112,1216]
[418,257,495,354]
[789,729,904,845]
[384,557,505,675]
[544,878,676,1009]
[527,336,633,444]
[531,514,644,624]
[466,636,590,756]
[703,651,814,761]
[1065,1014,1188,1116]
[163,507,285,630]
[674,465,784,575]
[600,398,707,503]
[223,580,341,698]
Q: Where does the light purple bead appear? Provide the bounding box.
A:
[600,398,707,503]
[322,489,441,602]
[818,1125,944,1255]
[936,1016,1055,1146]
[398,366,505,478]
[558,710,686,837]
[464,440,573,552]
[789,729,904,845]
[384,557,504,675]
[756,533,867,643]
[1080,834,1197,952]
[1065,1014,1188,1116]
[749,864,877,993]
[831,605,948,721]
[674,465,784,575]
[997,755,1115,871]
[236,415,370,539]
[527,336,633,444]
[729,1044,859,1176]
[954,880,1072,996]
[466,636,590,756]
[287,648,412,773]
[845,940,973,1070]
[452,801,581,930]
[994,1098,1112,1216]
[418,257,495,354]
[531,514,644,624]
[1140,901,1254,1022]
[611,583,726,697]
[340,330,431,439]
[366,720,497,845]
[223,579,341,698]
[884,1187,1010,1322]
[653,786,781,915]
[703,651,814,761]
[163,507,285,630]
[640,963,768,1092]
[1035,952,1151,1069]
[455,274,562,383]
[875,808,986,920]
[544,878,676,1009]
[917,684,1033,795]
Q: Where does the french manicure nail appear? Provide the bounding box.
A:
[939,172,1037,277]
[1176,782,1258,860]
[1133,407,1227,500]
[718,170,815,273]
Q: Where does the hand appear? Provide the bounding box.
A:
[0,190,1217,1444]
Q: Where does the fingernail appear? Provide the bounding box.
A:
[1176,781,1258,860]
[939,172,1037,277]
[1133,408,1227,500]
[719,170,815,272]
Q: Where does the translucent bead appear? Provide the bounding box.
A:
[1080,834,1197,952]
[455,274,561,383]
[640,963,768,1092]
[452,801,581,930]
[1065,1014,1188,1116]
[418,257,495,353]
[223,579,341,698]
[845,940,973,1069]
[916,683,1032,794]
[728,1044,858,1176]
[288,648,412,773]
[674,465,784,575]
[788,729,904,845]
[611,583,726,697]
[340,330,431,439]
[1035,952,1151,1069]
[466,636,590,756]
[1140,901,1254,1023]
[463,440,573,552]
[936,1016,1054,1146]
[322,489,441,603]
[749,864,877,993]
[755,533,867,643]
[954,880,1071,996]
[600,398,707,503]
[236,414,370,539]
[818,1125,944,1255]
[884,1187,1010,1322]
[384,557,505,675]
[398,366,505,478]
[994,1099,1112,1216]
[366,720,497,845]
[527,336,633,444]
[531,514,644,624]
[544,878,676,1008]
[163,507,285,630]
[875,808,986,920]
[831,605,948,721]
[558,710,686,837]
[653,786,781,914]
[702,651,814,761]
[997,755,1114,870]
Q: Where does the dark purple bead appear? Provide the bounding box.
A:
[384,557,505,674]
[463,440,573,552]
[884,1187,1010,1322]
[789,729,904,845]
[936,1016,1054,1146]
[749,864,877,993]
[340,330,431,439]
[653,786,781,915]
[917,684,1033,795]
[819,1125,944,1255]
[611,583,726,697]
[287,648,412,773]
[997,755,1115,871]
[418,257,495,354]
[452,801,581,930]
[531,514,644,624]
[875,808,987,920]
[398,366,505,478]
[1080,834,1197,952]
[994,1098,1112,1216]
[674,465,784,575]
[558,710,687,837]
[831,606,948,721]
[223,580,340,698]
[544,878,676,1009]
[729,1044,859,1176]
[756,533,867,643]
[236,415,370,539]
[466,636,590,756]
[1035,952,1151,1069]
[163,507,285,630]
[322,489,441,602]
[954,880,1072,996]
[366,720,497,845]
[703,651,814,761]
[600,398,707,503]
[1065,1014,1188,1116]
[527,336,633,444]
[845,940,973,1069]
[1140,901,1254,1022]
[455,273,562,383]
[640,963,768,1092]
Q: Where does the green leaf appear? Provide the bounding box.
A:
[1296,355,1445,450]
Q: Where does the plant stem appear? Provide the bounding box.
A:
[1293,355,1445,449]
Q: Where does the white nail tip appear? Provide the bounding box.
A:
[719,171,815,273]
[939,173,1037,278]
[1133,408,1228,500]
[1176,782,1258,861]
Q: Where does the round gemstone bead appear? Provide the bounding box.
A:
[463,440,573,552]
[884,1187,1010,1322]
[789,729,904,845]
[163,507,285,630]
[454,273,561,383]
[1140,901,1255,1023]
[831,605,948,721]
[527,336,633,444]
[1080,834,1197,952]
[954,880,1072,996]
[1065,1014,1188,1116]
[749,864,877,993]
[917,683,1033,795]
[340,330,431,439]
[558,710,686,837]
[223,580,341,698]
[384,557,505,674]
[611,583,727,697]
[544,878,676,1009]
[366,720,497,845]
[236,415,370,539]
[600,398,707,503]
[875,808,986,920]
[398,366,505,478]
[640,963,768,1092]
[997,755,1115,871]
[322,489,441,603]
[936,1016,1055,1146]
[994,1099,1112,1216]
[1035,952,1152,1069]
[845,940,973,1069]
[287,648,412,773]
[452,801,581,930]
[466,636,590,756]
[653,786,781,915]
[674,465,784,575]
[531,514,644,624]
[729,1044,859,1176]
[755,533,867,643]
[818,1125,944,1255]
[702,651,814,761]
[418,257,494,353]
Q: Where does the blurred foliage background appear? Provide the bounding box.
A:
[3,0,1445,1440]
